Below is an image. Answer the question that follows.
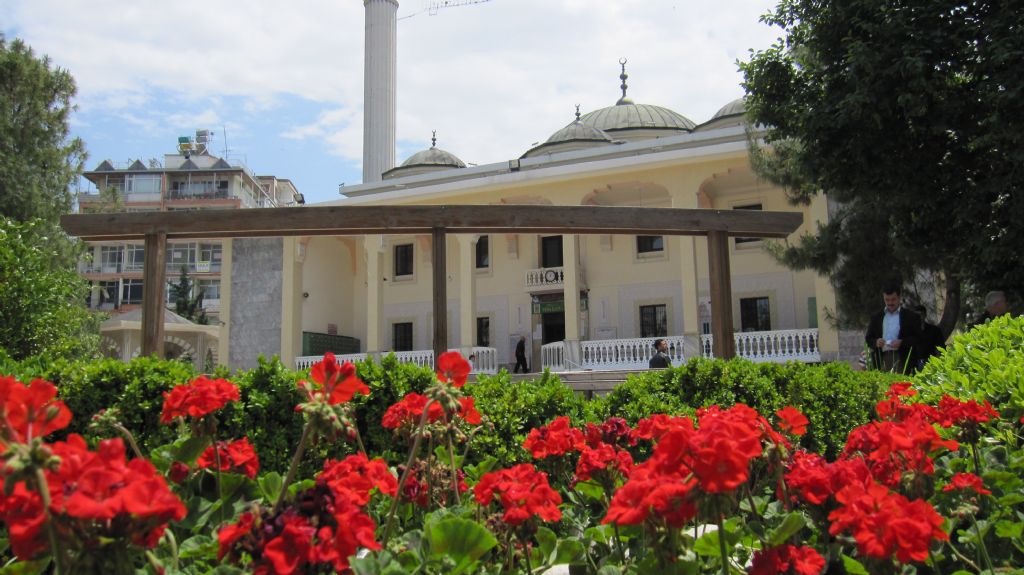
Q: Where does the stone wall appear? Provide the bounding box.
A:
[229,238,283,368]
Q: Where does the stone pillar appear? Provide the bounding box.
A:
[218,238,232,369]
[364,235,385,353]
[280,237,304,369]
[457,235,478,355]
[810,194,840,360]
[562,234,581,368]
[673,194,702,357]
[362,0,398,183]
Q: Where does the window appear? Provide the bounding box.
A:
[636,235,664,254]
[394,244,414,277]
[476,317,490,347]
[121,279,144,305]
[198,279,220,300]
[168,242,197,272]
[807,297,818,329]
[640,304,668,338]
[734,203,763,244]
[125,244,145,271]
[475,236,490,269]
[199,243,222,271]
[540,236,563,268]
[98,280,119,308]
[100,246,123,272]
[393,322,413,351]
[740,297,771,332]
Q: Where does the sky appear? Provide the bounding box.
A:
[2,0,782,205]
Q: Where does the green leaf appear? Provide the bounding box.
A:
[693,530,723,557]
[536,526,557,560]
[258,472,283,505]
[994,520,1024,539]
[551,539,585,565]
[427,517,498,575]
[178,534,217,559]
[174,436,211,464]
[596,566,622,575]
[767,512,806,546]
[841,554,869,575]
[0,559,51,575]
[574,479,606,502]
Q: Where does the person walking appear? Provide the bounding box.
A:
[513,336,529,373]
[648,338,670,369]
[864,282,921,374]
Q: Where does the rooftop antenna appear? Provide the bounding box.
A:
[426,0,492,16]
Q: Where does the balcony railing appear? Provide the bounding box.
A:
[541,329,820,372]
[525,267,564,291]
[295,347,498,374]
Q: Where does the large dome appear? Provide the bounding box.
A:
[383,135,466,179]
[522,112,612,158]
[710,97,746,120]
[579,103,696,134]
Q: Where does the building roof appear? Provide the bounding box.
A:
[383,134,466,179]
[579,102,696,133]
[523,116,613,158]
[711,97,746,120]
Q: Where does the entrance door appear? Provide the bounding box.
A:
[541,236,563,268]
[541,311,565,344]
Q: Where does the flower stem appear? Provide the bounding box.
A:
[612,522,627,565]
[112,423,144,460]
[33,468,67,575]
[382,400,435,545]
[717,513,730,575]
[274,423,312,514]
[970,441,984,476]
[969,512,994,574]
[447,431,461,506]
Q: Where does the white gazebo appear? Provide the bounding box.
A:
[100,308,219,371]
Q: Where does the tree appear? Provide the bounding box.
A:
[740,0,1024,335]
[0,218,100,360]
[0,36,86,224]
[168,265,208,325]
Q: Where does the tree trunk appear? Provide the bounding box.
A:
[937,272,961,340]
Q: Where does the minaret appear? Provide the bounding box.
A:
[362,0,398,183]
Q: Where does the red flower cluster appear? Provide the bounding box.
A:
[943,472,991,495]
[0,435,186,559]
[785,451,872,506]
[775,406,809,437]
[198,437,260,479]
[160,375,240,423]
[436,351,471,387]
[630,414,693,443]
[303,353,370,405]
[686,404,777,493]
[219,453,394,574]
[575,442,633,482]
[844,409,958,488]
[381,392,480,429]
[583,417,634,449]
[0,376,72,446]
[933,395,999,429]
[828,481,948,563]
[474,464,562,525]
[749,544,826,575]
[522,416,585,459]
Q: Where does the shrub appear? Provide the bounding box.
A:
[914,314,1024,421]
[464,370,589,467]
[351,354,438,461]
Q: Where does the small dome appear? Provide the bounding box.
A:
[522,117,612,158]
[399,146,466,169]
[580,103,695,137]
[383,136,466,180]
[711,97,746,120]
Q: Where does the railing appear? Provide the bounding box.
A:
[579,336,688,370]
[541,341,566,372]
[700,329,820,363]
[202,299,220,312]
[525,267,564,291]
[294,347,499,374]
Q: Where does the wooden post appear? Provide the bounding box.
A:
[142,232,167,358]
[707,231,735,359]
[432,227,448,366]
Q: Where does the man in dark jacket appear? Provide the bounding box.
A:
[649,338,670,369]
[864,283,921,374]
[513,336,528,373]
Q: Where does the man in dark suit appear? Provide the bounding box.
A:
[864,283,921,374]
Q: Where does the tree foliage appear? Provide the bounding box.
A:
[0,36,86,224]
[0,218,100,360]
[168,265,208,325]
[741,0,1024,332]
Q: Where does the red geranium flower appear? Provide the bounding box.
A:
[305,352,370,405]
[575,443,633,482]
[603,465,698,528]
[381,392,481,429]
[943,472,991,495]
[0,376,72,447]
[750,544,826,575]
[262,513,316,575]
[474,464,562,525]
[218,511,256,560]
[934,395,999,428]
[160,375,240,423]
[775,406,809,437]
[522,416,585,459]
[198,437,260,479]
[318,452,398,505]
[436,351,471,387]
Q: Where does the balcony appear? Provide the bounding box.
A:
[525,266,564,292]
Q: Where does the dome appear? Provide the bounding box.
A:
[711,97,746,120]
[579,103,696,134]
[383,135,466,180]
[522,115,612,158]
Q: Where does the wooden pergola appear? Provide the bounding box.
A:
[61,205,802,364]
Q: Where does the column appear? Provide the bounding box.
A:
[456,235,478,355]
[364,235,385,353]
[562,234,581,367]
[809,194,839,360]
[141,232,167,357]
[673,194,702,357]
[218,238,232,369]
[707,231,736,359]
[431,227,448,364]
[280,237,304,369]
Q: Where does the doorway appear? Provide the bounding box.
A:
[541,311,565,344]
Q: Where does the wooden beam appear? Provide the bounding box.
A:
[141,232,167,358]
[707,231,736,359]
[432,227,447,368]
[60,205,802,241]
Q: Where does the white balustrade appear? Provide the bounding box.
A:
[579,336,688,370]
[295,348,499,374]
[468,346,498,374]
[393,350,435,369]
[295,353,367,371]
[524,266,565,291]
[541,341,566,372]
[700,329,820,363]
